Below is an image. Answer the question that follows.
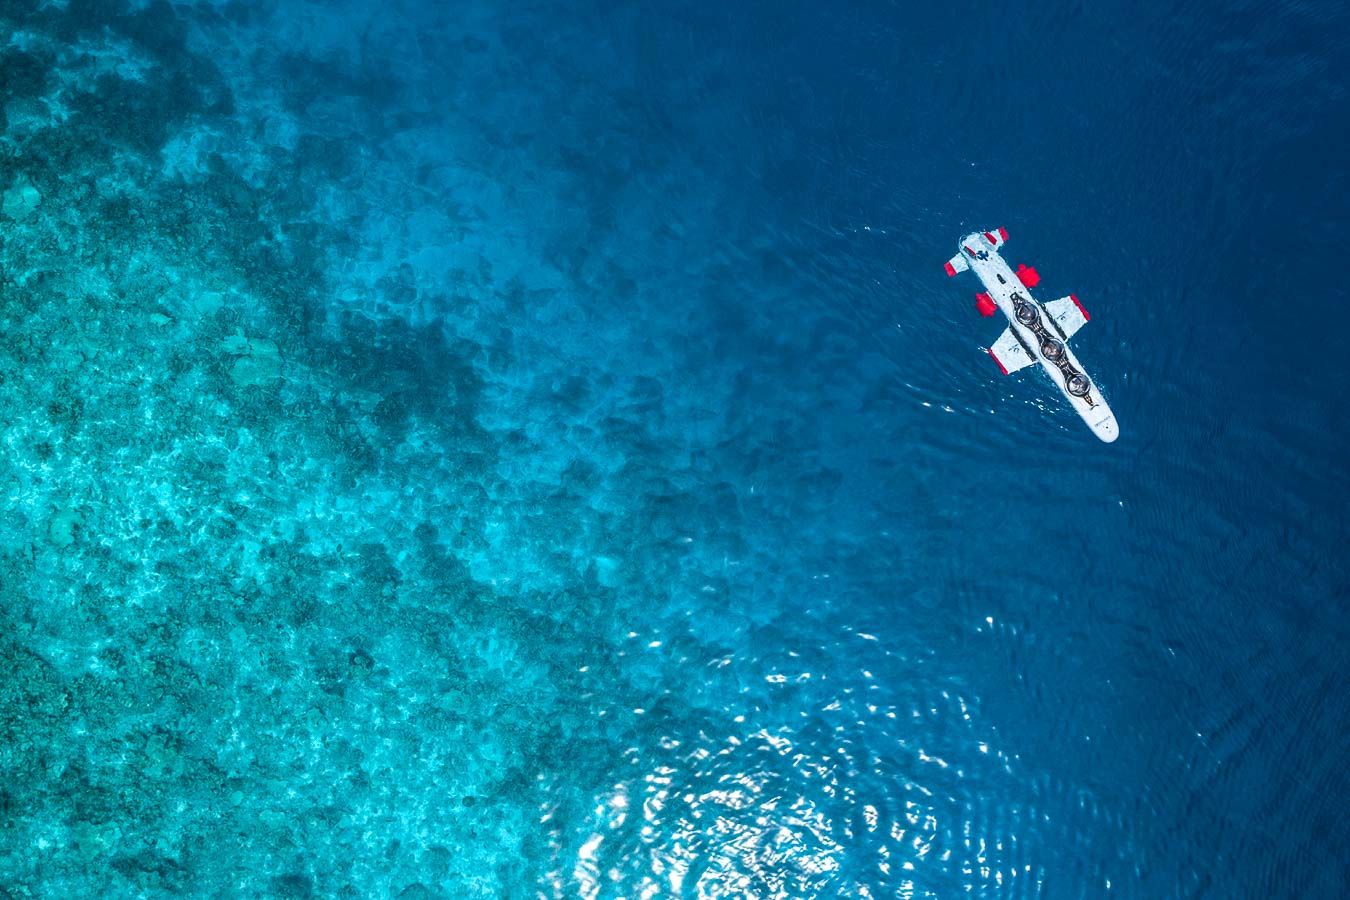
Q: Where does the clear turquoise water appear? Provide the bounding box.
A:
[2,0,1347,897]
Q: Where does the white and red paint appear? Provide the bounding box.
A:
[944,229,1119,442]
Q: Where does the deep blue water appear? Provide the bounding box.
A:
[1,0,1348,897]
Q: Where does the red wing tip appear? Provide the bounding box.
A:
[988,347,1010,375]
[944,261,956,276]
[998,227,1008,241]
[1070,294,1090,321]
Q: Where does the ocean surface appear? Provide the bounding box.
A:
[2,0,1348,897]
